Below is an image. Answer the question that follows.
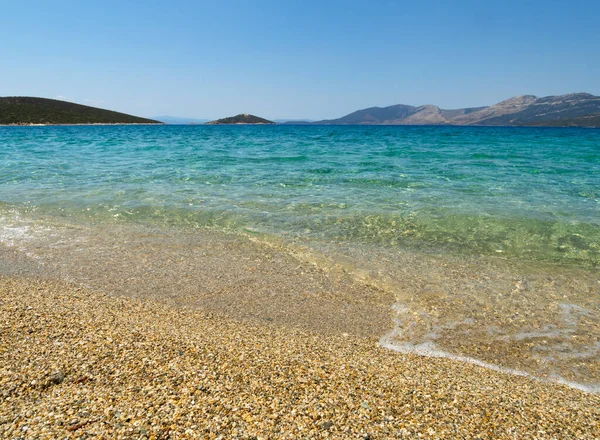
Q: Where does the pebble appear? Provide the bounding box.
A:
[47,371,65,386]
[1,276,599,439]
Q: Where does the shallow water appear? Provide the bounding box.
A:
[1,125,599,391]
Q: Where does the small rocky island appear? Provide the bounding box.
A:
[205,113,275,125]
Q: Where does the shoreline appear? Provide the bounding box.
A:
[0,122,163,127]
[2,275,599,438]
[1,212,599,392]
[2,123,598,128]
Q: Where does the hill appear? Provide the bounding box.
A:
[311,93,600,127]
[0,97,161,125]
[206,114,275,125]
[318,104,416,125]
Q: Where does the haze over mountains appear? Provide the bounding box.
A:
[153,116,209,125]
[305,93,600,127]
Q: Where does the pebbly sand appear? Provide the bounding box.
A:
[2,217,599,388]
[1,275,599,439]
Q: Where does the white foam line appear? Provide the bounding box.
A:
[379,329,600,395]
[0,225,31,247]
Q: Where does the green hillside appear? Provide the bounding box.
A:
[0,97,161,125]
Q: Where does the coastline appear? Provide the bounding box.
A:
[1,123,599,437]
[2,123,597,128]
[203,122,276,125]
[2,275,599,438]
[0,123,163,126]
[1,211,598,391]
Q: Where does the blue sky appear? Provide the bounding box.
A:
[2,0,599,119]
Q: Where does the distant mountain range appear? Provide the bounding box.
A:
[273,119,315,123]
[0,97,161,125]
[206,114,275,125]
[4,94,599,127]
[299,93,600,127]
[152,116,210,125]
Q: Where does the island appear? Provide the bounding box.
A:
[205,113,275,125]
[0,97,162,125]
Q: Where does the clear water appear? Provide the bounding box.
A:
[1,125,599,391]
[1,125,599,266]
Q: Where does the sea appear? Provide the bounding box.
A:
[1,124,599,392]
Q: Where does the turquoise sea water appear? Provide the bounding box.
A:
[1,125,599,267]
[1,125,599,390]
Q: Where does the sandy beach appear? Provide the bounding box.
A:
[1,124,599,438]
[1,273,599,439]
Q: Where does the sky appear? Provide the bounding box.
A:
[2,0,599,120]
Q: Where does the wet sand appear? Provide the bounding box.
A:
[2,275,599,439]
[1,216,600,437]
[1,213,600,385]
[0,222,395,339]
[2,214,599,388]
